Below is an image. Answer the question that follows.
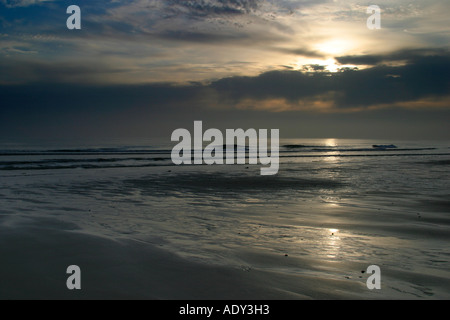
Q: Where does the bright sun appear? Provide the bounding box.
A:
[322,58,340,72]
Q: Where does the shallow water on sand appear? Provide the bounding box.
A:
[1,139,449,298]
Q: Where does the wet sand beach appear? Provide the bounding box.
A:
[1,140,449,299]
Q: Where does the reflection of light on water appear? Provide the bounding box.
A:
[324,155,339,164]
[325,228,341,259]
[328,202,339,207]
[323,139,339,163]
[325,138,337,147]
[323,196,341,207]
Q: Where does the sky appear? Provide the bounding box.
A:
[0,0,449,142]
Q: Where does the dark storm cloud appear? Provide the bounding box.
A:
[1,48,449,112]
[210,48,450,109]
[336,48,450,65]
[1,48,449,140]
[1,80,449,141]
[334,53,450,107]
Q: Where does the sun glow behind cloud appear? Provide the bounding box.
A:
[315,38,356,57]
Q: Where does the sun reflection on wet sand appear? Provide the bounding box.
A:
[324,228,341,259]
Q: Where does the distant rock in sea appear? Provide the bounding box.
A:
[372,144,397,149]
